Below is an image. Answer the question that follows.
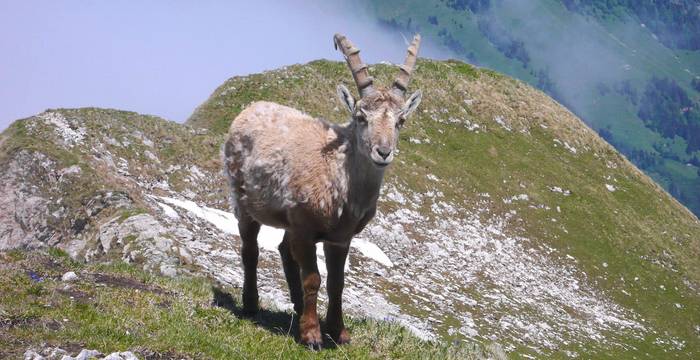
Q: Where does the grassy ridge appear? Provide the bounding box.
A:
[0,249,502,359]
[187,59,700,357]
[2,57,699,357]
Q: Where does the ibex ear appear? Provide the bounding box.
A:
[337,84,355,114]
[400,90,422,120]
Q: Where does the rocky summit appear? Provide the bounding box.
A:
[1,59,699,358]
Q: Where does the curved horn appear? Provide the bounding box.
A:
[393,34,421,96]
[334,33,375,97]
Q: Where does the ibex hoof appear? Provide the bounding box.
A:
[327,327,351,345]
[335,328,351,345]
[301,327,323,350]
[306,341,322,351]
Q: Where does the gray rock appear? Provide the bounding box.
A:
[46,347,68,359]
[101,352,138,360]
[62,271,79,282]
[74,349,102,360]
[0,152,53,250]
[23,349,44,360]
[160,264,177,278]
[117,352,138,360]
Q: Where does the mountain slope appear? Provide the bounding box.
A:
[1,249,497,359]
[360,0,700,216]
[2,59,699,358]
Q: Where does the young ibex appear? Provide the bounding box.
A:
[223,33,422,349]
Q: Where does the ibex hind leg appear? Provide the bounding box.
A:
[238,212,261,316]
[279,232,304,315]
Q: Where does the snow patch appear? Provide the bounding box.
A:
[150,195,392,268]
[352,238,394,267]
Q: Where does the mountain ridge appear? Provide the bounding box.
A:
[1,58,699,358]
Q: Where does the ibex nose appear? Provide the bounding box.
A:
[376,146,392,160]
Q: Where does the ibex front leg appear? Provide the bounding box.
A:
[290,234,323,349]
[324,242,351,344]
[238,213,261,315]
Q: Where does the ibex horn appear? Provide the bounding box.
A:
[334,33,375,97]
[392,34,421,96]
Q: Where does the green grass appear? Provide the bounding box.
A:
[0,250,501,359]
[184,58,700,358]
[3,55,700,357]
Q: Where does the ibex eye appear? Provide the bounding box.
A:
[356,109,368,123]
[397,117,406,128]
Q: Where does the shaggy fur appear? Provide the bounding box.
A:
[222,34,422,349]
[225,101,350,229]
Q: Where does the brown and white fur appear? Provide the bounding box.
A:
[223,33,422,349]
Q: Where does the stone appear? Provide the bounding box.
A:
[23,350,44,360]
[74,349,101,360]
[61,271,79,282]
[160,264,177,278]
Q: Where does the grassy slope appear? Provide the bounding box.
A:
[1,58,698,358]
[362,0,700,216]
[187,59,700,358]
[0,249,498,359]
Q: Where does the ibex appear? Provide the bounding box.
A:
[223,33,422,349]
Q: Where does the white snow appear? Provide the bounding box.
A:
[352,238,394,267]
[150,195,392,268]
[152,196,240,235]
[155,201,180,219]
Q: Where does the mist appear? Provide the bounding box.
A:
[0,1,451,131]
[485,0,688,124]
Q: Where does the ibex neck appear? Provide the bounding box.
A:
[344,124,385,215]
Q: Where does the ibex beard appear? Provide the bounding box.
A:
[223,33,422,349]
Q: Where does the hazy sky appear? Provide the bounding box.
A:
[0,1,450,130]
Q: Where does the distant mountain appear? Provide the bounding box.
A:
[361,0,700,216]
[3,59,698,358]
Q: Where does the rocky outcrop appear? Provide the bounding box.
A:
[1,151,58,250]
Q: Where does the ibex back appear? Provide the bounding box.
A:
[223,33,423,349]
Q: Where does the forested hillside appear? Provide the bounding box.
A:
[362,0,700,215]
[561,0,700,50]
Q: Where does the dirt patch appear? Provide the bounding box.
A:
[56,286,93,304]
[0,314,40,329]
[0,315,64,332]
[91,273,166,294]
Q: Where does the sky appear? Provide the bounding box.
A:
[0,1,450,130]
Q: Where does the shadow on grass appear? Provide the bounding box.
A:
[211,286,341,350]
